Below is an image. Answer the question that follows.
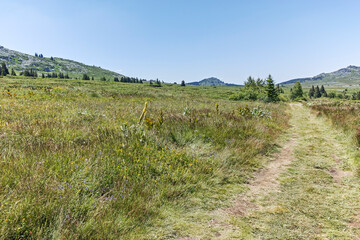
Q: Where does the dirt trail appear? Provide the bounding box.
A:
[179,103,360,239]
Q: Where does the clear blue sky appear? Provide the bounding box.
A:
[2,0,360,84]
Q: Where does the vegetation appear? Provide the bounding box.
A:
[0,62,9,76]
[0,76,289,239]
[290,81,304,100]
[230,75,283,102]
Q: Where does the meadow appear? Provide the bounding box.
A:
[0,77,289,239]
[308,99,360,168]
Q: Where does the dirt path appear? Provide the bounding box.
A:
[178,103,360,239]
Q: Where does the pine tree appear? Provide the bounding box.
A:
[100,77,106,81]
[308,85,315,98]
[290,81,303,100]
[320,85,327,97]
[42,73,45,78]
[91,76,94,80]
[265,75,279,102]
[314,86,321,98]
[181,80,186,87]
[114,77,119,82]
[11,68,16,76]
[1,62,9,76]
[82,74,90,80]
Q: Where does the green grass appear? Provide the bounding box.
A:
[0,76,289,239]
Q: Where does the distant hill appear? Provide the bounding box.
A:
[0,45,124,80]
[188,77,240,87]
[281,65,360,87]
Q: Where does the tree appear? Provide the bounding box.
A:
[320,85,327,97]
[50,57,54,61]
[11,68,16,76]
[100,77,106,81]
[35,53,38,57]
[42,73,45,78]
[114,77,119,82]
[308,85,315,98]
[91,76,94,80]
[290,81,303,100]
[181,80,186,86]
[265,75,279,102]
[1,62,9,76]
[314,86,321,98]
[82,73,90,80]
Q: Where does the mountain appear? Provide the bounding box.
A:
[281,65,360,87]
[188,77,240,87]
[0,45,124,79]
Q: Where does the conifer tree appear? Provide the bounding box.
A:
[181,80,186,86]
[82,74,90,80]
[290,81,303,100]
[265,75,279,102]
[1,62,9,76]
[308,85,315,98]
[114,77,119,82]
[314,86,321,98]
[11,68,16,76]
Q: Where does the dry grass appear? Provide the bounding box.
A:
[0,77,289,239]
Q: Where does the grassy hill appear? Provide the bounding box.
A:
[188,77,240,87]
[0,46,124,80]
[281,65,360,88]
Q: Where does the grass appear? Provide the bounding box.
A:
[0,76,289,239]
[185,103,360,239]
[307,99,360,167]
[239,103,360,239]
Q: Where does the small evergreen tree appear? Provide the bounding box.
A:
[308,85,315,98]
[11,68,16,76]
[42,73,45,78]
[91,76,94,80]
[1,62,9,76]
[314,86,321,98]
[265,75,279,102]
[100,77,106,81]
[181,80,186,86]
[82,74,90,80]
[290,81,303,100]
[114,77,119,82]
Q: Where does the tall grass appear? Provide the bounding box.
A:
[0,77,289,239]
[308,99,360,171]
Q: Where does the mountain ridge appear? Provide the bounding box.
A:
[188,77,240,87]
[0,45,124,79]
[281,65,360,86]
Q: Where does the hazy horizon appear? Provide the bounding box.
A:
[2,0,360,84]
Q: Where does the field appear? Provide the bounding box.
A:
[0,77,289,239]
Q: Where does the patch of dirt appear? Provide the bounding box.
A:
[349,215,360,228]
[329,167,353,185]
[193,132,298,239]
[226,133,297,216]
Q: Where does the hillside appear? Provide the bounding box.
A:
[281,65,360,87]
[0,45,124,80]
[188,77,240,86]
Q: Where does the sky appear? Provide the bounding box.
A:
[1,0,360,84]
